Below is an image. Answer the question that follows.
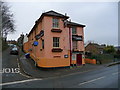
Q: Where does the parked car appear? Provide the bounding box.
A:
[13,45,17,47]
[10,47,19,55]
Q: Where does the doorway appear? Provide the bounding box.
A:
[77,54,82,65]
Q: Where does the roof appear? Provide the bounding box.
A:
[67,21,85,27]
[28,10,85,37]
[42,10,69,19]
[86,43,105,49]
[28,10,69,37]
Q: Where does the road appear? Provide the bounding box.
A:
[2,63,119,88]
[2,47,30,83]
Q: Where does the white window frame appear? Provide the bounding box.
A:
[52,18,59,28]
[53,37,60,48]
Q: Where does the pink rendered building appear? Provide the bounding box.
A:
[23,10,86,68]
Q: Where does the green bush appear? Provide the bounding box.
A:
[86,54,114,64]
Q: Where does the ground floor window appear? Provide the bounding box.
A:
[72,54,76,60]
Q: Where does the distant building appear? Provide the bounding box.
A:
[114,46,120,51]
[23,10,86,68]
[23,34,28,44]
[23,34,28,52]
[85,43,106,55]
[17,33,24,48]
[7,40,17,44]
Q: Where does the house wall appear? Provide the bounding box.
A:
[36,16,70,67]
[23,41,29,53]
[71,26,85,65]
[36,21,45,58]
[44,16,69,58]
[76,27,84,51]
[27,16,70,67]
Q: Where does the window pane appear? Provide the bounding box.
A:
[53,37,60,47]
[53,43,56,47]
[53,18,59,28]
[72,27,77,34]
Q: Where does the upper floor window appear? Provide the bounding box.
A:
[53,37,60,47]
[53,18,59,28]
[72,41,77,50]
[72,27,77,34]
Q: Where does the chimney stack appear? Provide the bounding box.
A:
[65,13,67,16]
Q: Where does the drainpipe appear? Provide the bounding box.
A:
[69,26,72,66]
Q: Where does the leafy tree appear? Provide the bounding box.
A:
[0,1,15,40]
[103,45,115,54]
[116,49,120,54]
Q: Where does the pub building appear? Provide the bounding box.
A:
[23,10,86,68]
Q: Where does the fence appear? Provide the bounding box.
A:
[84,58,96,64]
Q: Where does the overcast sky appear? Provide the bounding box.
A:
[7,1,118,46]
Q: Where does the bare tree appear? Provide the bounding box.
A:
[0,1,15,41]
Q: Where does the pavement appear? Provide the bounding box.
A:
[18,53,120,79]
[106,61,120,67]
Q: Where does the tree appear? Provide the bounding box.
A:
[103,45,115,54]
[116,49,120,54]
[0,1,15,41]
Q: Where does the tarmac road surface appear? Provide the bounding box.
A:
[2,47,31,83]
[2,64,119,88]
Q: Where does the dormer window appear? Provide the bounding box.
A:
[53,18,59,28]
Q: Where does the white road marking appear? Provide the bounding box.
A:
[0,78,42,86]
[19,72,31,78]
[78,76,105,86]
[17,58,31,78]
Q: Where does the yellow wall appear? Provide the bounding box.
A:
[23,42,29,53]
[37,57,70,68]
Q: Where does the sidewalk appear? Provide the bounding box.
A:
[18,55,110,79]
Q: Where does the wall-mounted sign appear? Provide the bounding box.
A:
[64,55,68,58]
[35,30,44,40]
[72,35,82,41]
[33,41,38,46]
